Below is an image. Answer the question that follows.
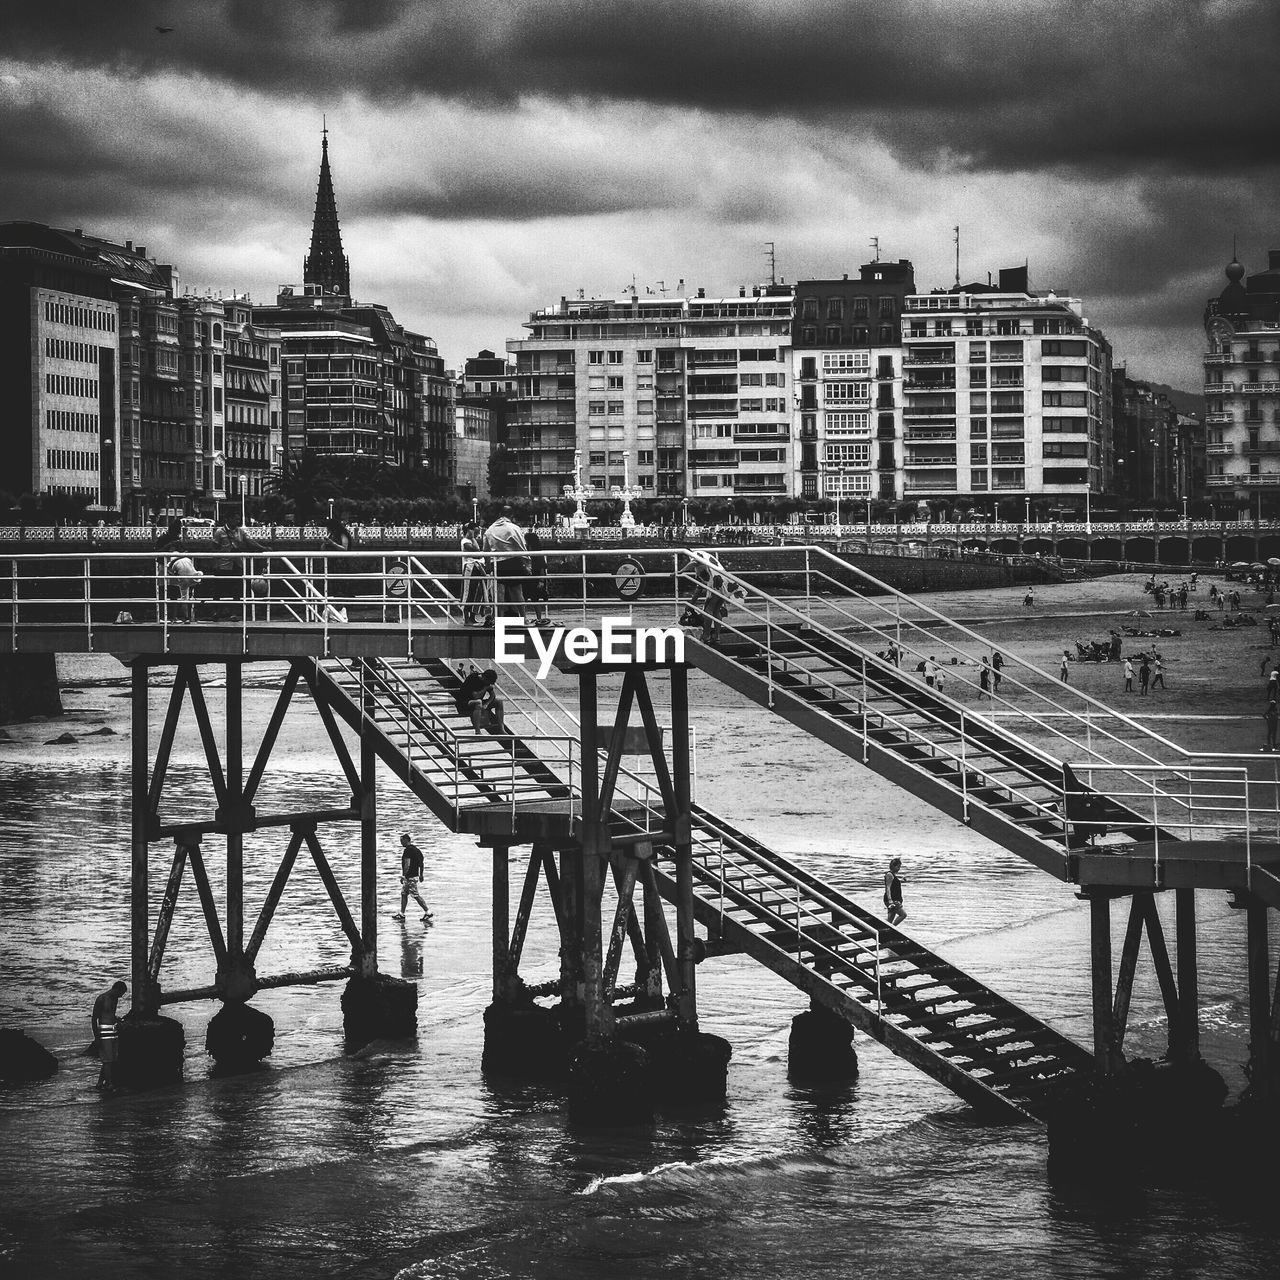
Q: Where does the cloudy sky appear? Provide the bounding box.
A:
[2,0,1274,390]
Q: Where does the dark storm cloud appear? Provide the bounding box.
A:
[3,1,1279,176]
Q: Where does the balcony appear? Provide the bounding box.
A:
[1207,473,1280,487]
[1243,383,1280,395]
[1203,352,1232,365]
[989,352,1023,362]
[1205,411,1233,424]
[1203,383,1228,396]
[516,362,576,376]
[1247,440,1280,454]
[1245,412,1265,424]
[902,354,955,367]
[904,377,956,391]
[1205,442,1236,454]
[904,428,956,442]
[905,456,957,467]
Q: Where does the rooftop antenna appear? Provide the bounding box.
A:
[953,225,960,288]
[870,236,880,262]
[764,241,777,286]
[322,114,327,141]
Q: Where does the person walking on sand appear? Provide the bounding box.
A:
[1024,587,1035,609]
[991,650,1004,694]
[1123,657,1134,693]
[1138,654,1151,695]
[1265,699,1279,752]
[1151,655,1166,690]
[92,980,127,1091]
[392,833,432,922]
[883,858,907,925]
[979,656,991,699]
[1060,650,1070,683]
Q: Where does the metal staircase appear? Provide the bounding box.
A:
[304,648,1091,1120]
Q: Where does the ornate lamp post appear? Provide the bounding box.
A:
[609,451,643,532]
[562,449,595,532]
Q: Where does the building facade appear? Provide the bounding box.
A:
[506,287,793,500]
[793,261,915,504]
[899,268,1112,513]
[255,135,452,486]
[453,399,493,501]
[1204,251,1280,512]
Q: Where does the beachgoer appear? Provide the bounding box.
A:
[459,522,488,625]
[1151,655,1165,690]
[208,510,264,619]
[1139,655,1151,695]
[935,666,946,695]
[482,508,543,626]
[991,650,1004,693]
[1024,587,1035,609]
[471,669,507,734]
[924,656,939,688]
[1266,700,1279,752]
[392,833,432,922]
[524,529,553,624]
[1123,658,1134,693]
[883,858,907,925]
[979,658,991,699]
[1060,650,1070,683]
[92,980,127,1091]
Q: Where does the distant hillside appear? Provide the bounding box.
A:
[1146,382,1205,417]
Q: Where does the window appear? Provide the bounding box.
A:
[1042,340,1087,357]
[636,399,653,415]
[970,443,988,463]
[823,351,870,374]
[825,382,870,404]
[636,349,653,363]
[607,350,624,364]
[766,372,785,386]
[827,298,844,319]
[589,451,606,466]
[607,376,624,389]
[802,298,818,320]
[801,356,817,379]
[969,342,986,362]
[878,296,895,319]
[1042,390,1087,408]
[695,423,732,439]
[740,373,763,386]
[765,399,784,412]
[826,442,871,466]
[638,450,654,465]
[852,296,869,319]
[825,326,842,344]
[607,400,624,414]
[910,322,928,338]
[588,400,606,414]
[801,326,817,344]
[588,375,607,390]
[1042,366,1087,383]
[588,350,604,364]
[1043,417,1087,433]
[826,412,871,435]
[740,398,764,412]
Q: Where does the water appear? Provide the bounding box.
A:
[1,662,1277,1278]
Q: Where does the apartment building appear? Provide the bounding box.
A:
[899,268,1112,510]
[1204,251,1280,507]
[793,261,916,503]
[179,295,283,507]
[506,287,793,500]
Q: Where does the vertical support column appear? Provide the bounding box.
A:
[670,665,697,1031]
[1175,887,1200,1062]
[1246,898,1272,1099]
[1090,894,1116,1074]
[359,673,378,978]
[130,660,152,1014]
[224,661,244,968]
[577,671,607,1037]
[492,845,510,1001]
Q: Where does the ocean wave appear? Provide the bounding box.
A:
[576,1150,833,1196]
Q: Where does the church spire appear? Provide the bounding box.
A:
[304,127,351,301]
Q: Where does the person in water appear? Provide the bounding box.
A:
[883,858,907,925]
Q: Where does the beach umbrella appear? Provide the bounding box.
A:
[1267,557,1280,567]
[1127,609,1151,618]
[1231,561,1249,568]
[1253,562,1267,571]
[1266,603,1280,611]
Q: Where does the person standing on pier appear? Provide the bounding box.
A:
[1123,657,1134,693]
[92,980,127,1092]
[883,859,907,925]
[209,510,264,619]
[393,833,432,923]
[483,508,548,627]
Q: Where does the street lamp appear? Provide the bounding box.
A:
[1024,496,1031,526]
[327,497,335,522]
[681,497,690,528]
[472,495,479,526]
